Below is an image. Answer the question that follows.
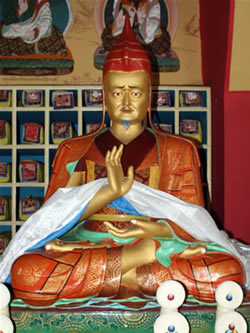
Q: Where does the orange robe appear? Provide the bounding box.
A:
[11,129,245,306]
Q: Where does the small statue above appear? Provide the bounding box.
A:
[0,11,249,308]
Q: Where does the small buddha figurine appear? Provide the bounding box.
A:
[2,12,249,307]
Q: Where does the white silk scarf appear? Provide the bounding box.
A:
[0,179,249,290]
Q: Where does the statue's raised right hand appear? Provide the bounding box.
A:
[105,144,134,198]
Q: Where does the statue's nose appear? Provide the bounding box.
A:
[123,90,130,106]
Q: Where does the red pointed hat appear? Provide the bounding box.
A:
[103,11,152,80]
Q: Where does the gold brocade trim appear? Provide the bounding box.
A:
[81,248,107,296]
[149,166,159,189]
[89,214,150,221]
[99,247,122,297]
[86,160,95,182]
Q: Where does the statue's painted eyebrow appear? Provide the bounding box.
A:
[112,85,140,89]
[113,85,125,89]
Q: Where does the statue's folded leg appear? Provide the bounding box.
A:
[11,247,122,306]
[136,252,245,303]
[10,242,245,306]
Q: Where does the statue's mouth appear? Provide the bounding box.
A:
[121,108,132,113]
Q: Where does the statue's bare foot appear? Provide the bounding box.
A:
[45,240,67,252]
[180,244,207,259]
[45,239,113,252]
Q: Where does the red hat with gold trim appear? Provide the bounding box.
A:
[103,11,152,80]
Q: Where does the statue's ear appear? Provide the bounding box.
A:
[148,86,152,112]
[102,88,107,112]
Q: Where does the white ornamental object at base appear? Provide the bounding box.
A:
[215,281,247,333]
[0,283,14,333]
[154,280,190,333]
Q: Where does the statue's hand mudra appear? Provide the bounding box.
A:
[104,145,174,240]
[45,144,134,252]
[105,144,134,198]
[104,219,173,239]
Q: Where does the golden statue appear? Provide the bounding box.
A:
[0,13,249,307]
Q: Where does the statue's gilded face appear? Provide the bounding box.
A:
[104,70,150,125]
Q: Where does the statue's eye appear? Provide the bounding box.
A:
[131,91,141,97]
[113,92,122,97]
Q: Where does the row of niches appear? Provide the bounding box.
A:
[0,149,56,183]
[0,89,208,108]
[0,89,103,108]
[0,186,44,223]
[1,111,208,145]
[0,111,110,144]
